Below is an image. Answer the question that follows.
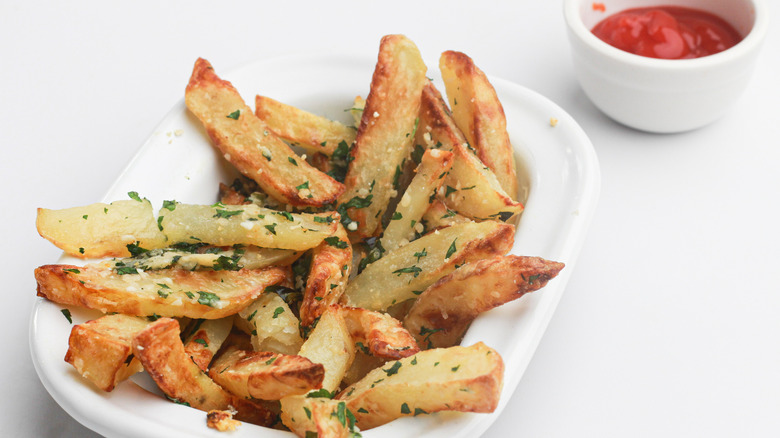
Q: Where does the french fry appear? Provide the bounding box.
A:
[237,292,303,355]
[380,148,453,252]
[36,199,167,258]
[344,221,515,311]
[185,58,344,207]
[300,224,352,326]
[159,203,338,251]
[35,263,288,319]
[418,82,523,221]
[337,342,504,430]
[183,317,233,371]
[209,346,325,400]
[280,396,355,438]
[339,35,428,238]
[132,318,276,426]
[297,305,355,392]
[339,306,419,360]
[254,95,356,156]
[439,51,519,200]
[64,314,150,392]
[404,256,565,349]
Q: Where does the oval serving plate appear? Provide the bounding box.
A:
[30,53,600,438]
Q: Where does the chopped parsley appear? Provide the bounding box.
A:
[393,266,421,278]
[213,208,243,219]
[288,156,298,166]
[324,236,348,249]
[61,309,72,324]
[194,338,208,347]
[391,211,403,220]
[226,110,240,120]
[306,388,336,399]
[63,268,80,274]
[162,200,177,211]
[272,307,284,319]
[383,361,402,376]
[413,248,427,262]
[446,238,457,259]
[127,191,142,202]
[264,223,277,235]
[197,291,220,307]
[400,403,411,414]
[444,185,458,198]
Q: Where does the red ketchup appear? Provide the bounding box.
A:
[591,6,742,59]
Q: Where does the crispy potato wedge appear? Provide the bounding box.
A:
[337,342,504,430]
[132,318,276,426]
[418,82,523,221]
[298,306,355,392]
[405,255,565,349]
[339,306,419,360]
[381,148,453,252]
[35,263,288,319]
[185,58,344,207]
[344,221,515,311]
[339,35,428,238]
[209,346,324,400]
[281,396,355,438]
[36,199,167,258]
[254,95,356,156]
[183,317,233,371]
[439,51,518,200]
[300,224,352,326]
[422,199,472,229]
[159,203,338,251]
[237,292,303,355]
[64,314,150,391]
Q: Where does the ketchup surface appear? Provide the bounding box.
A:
[591,6,742,59]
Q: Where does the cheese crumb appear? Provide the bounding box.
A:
[373,111,380,118]
[347,222,358,231]
[550,117,559,127]
[174,129,184,137]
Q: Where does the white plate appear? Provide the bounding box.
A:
[29,53,600,438]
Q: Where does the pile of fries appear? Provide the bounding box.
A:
[34,34,564,437]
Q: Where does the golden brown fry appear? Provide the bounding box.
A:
[281,397,354,438]
[344,221,515,312]
[209,346,324,400]
[64,314,150,392]
[36,200,167,259]
[339,306,419,360]
[337,342,504,430]
[300,224,352,326]
[185,58,344,207]
[254,95,356,156]
[380,148,453,252]
[339,35,428,238]
[439,51,519,200]
[183,317,233,371]
[35,263,287,319]
[132,318,276,426]
[237,292,303,355]
[418,82,524,221]
[298,305,355,392]
[404,255,565,349]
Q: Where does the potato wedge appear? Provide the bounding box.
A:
[209,346,324,400]
[339,306,419,360]
[35,263,288,319]
[183,317,233,371]
[381,148,453,252]
[339,35,428,238]
[36,199,167,258]
[337,342,504,430]
[254,95,356,156]
[344,221,515,311]
[300,224,352,326]
[237,292,303,355]
[418,82,523,221]
[404,256,565,349]
[185,58,344,207]
[117,244,300,272]
[439,51,518,200]
[64,314,150,391]
[298,306,355,392]
[280,396,355,438]
[132,318,276,426]
[422,199,472,230]
[159,203,338,251]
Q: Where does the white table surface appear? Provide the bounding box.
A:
[3,1,778,436]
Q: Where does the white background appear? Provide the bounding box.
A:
[2,1,778,436]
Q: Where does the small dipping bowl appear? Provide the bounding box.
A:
[564,0,768,133]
